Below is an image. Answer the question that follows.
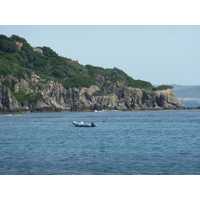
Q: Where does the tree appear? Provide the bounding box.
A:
[0,38,17,53]
[42,46,58,57]
[10,35,27,43]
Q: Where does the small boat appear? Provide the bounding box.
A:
[72,121,97,127]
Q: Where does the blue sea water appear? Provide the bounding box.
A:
[179,99,200,108]
[0,110,200,175]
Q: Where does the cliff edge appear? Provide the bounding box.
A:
[0,72,186,112]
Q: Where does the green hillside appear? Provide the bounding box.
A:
[0,34,172,91]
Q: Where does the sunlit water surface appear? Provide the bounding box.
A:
[0,110,200,175]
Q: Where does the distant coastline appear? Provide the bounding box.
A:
[173,85,200,99]
[178,98,200,100]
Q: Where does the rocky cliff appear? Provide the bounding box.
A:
[0,72,186,113]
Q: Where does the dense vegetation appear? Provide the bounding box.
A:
[0,34,172,92]
[152,85,173,91]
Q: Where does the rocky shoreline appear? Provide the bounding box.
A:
[1,107,199,114]
[0,72,189,113]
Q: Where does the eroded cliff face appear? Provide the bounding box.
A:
[0,72,187,112]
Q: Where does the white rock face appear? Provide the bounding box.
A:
[0,72,187,112]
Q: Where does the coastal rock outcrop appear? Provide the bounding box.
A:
[0,72,187,112]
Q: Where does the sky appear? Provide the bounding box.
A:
[1,25,200,86]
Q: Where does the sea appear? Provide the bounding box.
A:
[0,100,200,175]
[179,99,200,108]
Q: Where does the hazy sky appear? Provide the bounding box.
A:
[1,25,200,85]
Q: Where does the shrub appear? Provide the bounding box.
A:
[52,69,66,79]
[13,91,42,104]
[0,66,12,76]
[152,85,173,91]
[42,46,58,57]
[2,79,10,87]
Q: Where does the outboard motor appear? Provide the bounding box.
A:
[91,122,95,127]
